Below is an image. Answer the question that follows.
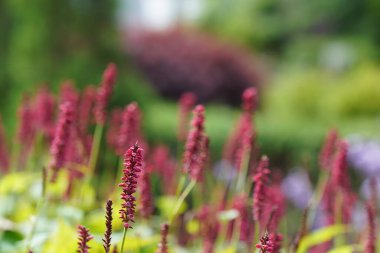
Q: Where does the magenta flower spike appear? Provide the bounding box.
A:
[319,129,338,170]
[94,63,117,125]
[103,200,113,253]
[117,102,141,155]
[77,225,93,253]
[155,223,169,253]
[253,156,271,223]
[119,143,143,229]
[139,170,154,219]
[177,92,196,141]
[183,105,208,182]
[50,101,74,182]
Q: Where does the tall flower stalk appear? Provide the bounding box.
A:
[77,225,93,253]
[89,63,117,177]
[119,144,143,252]
[103,200,113,253]
[155,223,169,253]
[50,101,74,182]
[171,105,207,222]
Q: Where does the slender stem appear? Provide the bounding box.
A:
[235,148,251,193]
[308,172,328,226]
[170,180,196,224]
[175,175,186,199]
[88,124,104,179]
[120,227,128,253]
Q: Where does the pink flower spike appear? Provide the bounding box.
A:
[177,92,196,141]
[77,225,93,253]
[49,101,74,182]
[253,156,271,222]
[119,143,144,229]
[182,105,208,182]
[94,63,118,125]
[319,129,338,170]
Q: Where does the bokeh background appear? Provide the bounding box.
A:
[1,0,380,176]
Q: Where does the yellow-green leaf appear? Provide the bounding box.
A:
[297,224,349,253]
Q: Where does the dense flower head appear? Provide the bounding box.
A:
[94,63,117,125]
[139,170,154,218]
[256,232,274,253]
[234,194,254,244]
[155,223,169,253]
[50,101,74,182]
[268,233,282,253]
[117,102,141,155]
[178,92,196,141]
[34,86,55,134]
[103,200,113,253]
[319,129,338,170]
[77,225,93,253]
[224,88,256,170]
[267,185,286,231]
[242,87,257,113]
[253,156,271,222]
[197,205,219,253]
[183,105,208,181]
[332,140,349,190]
[60,81,79,105]
[119,143,143,229]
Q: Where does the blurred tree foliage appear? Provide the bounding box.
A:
[0,0,119,130]
[202,0,380,55]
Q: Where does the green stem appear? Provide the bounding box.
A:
[88,124,104,179]
[175,175,186,199]
[120,227,128,253]
[235,148,251,193]
[170,180,196,224]
[308,172,328,226]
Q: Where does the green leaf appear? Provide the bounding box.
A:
[297,224,349,253]
[327,244,363,253]
[157,196,187,219]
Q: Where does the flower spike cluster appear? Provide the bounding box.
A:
[119,143,144,229]
[256,232,274,253]
[253,156,271,222]
[155,223,169,253]
[183,105,208,181]
[319,129,338,170]
[103,200,113,253]
[139,170,154,218]
[118,102,141,155]
[332,140,349,190]
[178,92,196,141]
[77,225,93,253]
[94,63,117,125]
[50,101,74,182]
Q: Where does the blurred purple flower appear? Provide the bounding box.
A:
[360,177,380,204]
[351,202,367,231]
[213,160,237,183]
[281,169,312,209]
[348,137,380,177]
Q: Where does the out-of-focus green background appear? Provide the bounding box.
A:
[1,0,380,171]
